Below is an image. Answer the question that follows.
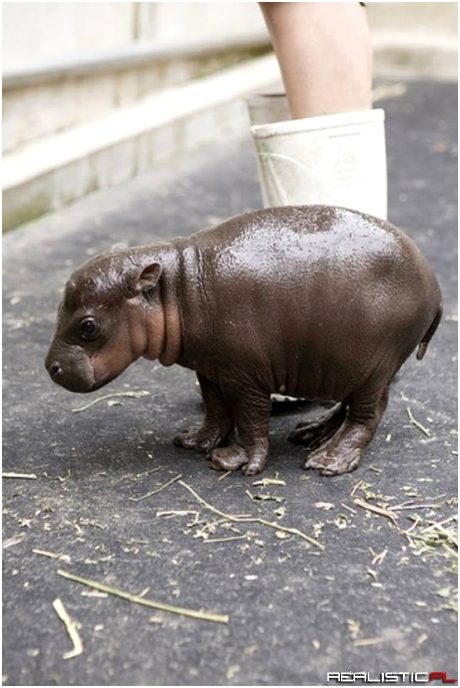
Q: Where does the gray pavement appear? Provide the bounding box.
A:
[3,80,458,686]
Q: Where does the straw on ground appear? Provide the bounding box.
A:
[57,569,229,624]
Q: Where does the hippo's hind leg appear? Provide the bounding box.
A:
[304,385,390,476]
[210,384,271,476]
[289,402,347,450]
[173,374,234,453]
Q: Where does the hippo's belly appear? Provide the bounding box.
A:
[279,345,375,402]
[252,282,424,402]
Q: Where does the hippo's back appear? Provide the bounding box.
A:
[188,205,436,296]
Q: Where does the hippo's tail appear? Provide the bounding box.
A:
[416,303,443,360]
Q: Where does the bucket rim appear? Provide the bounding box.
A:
[251,108,385,137]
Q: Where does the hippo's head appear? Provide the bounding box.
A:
[45,248,163,393]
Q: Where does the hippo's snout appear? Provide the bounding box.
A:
[45,343,96,393]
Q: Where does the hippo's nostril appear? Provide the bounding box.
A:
[49,362,62,378]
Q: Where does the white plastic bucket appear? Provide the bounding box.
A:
[249,100,387,220]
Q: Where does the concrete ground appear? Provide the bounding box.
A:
[2,80,458,686]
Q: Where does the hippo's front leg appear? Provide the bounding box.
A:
[210,384,271,476]
[173,374,234,452]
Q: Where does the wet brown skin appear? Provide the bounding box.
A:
[45,205,442,476]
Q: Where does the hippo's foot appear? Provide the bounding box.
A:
[289,403,346,450]
[210,440,268,476]
[304,445,362,476]
[173,425,232,453]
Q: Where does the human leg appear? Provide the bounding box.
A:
[259,2,372,118]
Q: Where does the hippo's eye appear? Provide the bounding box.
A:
[79,317,99,341]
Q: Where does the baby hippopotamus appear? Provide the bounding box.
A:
[45,206,442,476]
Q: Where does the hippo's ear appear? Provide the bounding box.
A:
[130,262,162,296]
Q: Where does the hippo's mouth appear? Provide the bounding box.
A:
[48,371,96,394]
[50,368,121,394]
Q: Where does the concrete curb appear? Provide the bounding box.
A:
[3,35,270,90]
[2,37,271,155]
[2,54,281,232]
